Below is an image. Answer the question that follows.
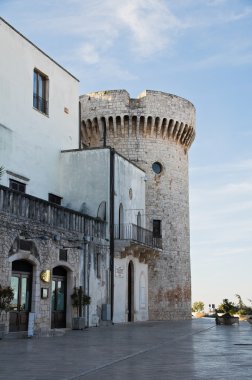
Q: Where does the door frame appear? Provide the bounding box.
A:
[9,260,33,332]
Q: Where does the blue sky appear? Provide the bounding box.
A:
[1,0,252,310]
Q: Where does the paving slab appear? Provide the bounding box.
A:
[0,319,252,379]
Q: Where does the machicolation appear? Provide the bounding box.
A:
[80,89,196,320]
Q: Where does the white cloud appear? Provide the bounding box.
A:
[190,157,252,269]
[78,43,100,64]
[213,182,252,196]
[3,0,252,74]
[115,0,181,57]
[190,159,252,174]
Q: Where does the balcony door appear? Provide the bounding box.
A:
[137,212,142,242]
[119,203,124,238]
[51,266,67,329]
[9,260,32,332]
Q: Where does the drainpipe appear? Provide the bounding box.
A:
[79,101,81,149]
[103,118,107,147]
[87,246,91,327]
[110,148,115,321]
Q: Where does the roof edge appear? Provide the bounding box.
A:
[0,17,79,82]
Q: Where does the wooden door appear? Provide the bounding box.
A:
[51,267,67,328]
[9,260,32,332]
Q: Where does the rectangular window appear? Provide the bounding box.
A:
[94,252,101,279]
[33,69,48,115]
[19,240,32,251]
[48,193,62,205]
[153,219,162,238]
[59,249,68,262]
[9,179,26,193]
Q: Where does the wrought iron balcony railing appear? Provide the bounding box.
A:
[0,185,105,239]
[114,223,162,250]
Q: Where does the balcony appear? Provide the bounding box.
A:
[0,185,105,239]
[114,223,162,250]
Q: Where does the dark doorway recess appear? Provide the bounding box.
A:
[128,261,134,322]
[51,266,67,328]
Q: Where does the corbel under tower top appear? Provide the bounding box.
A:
[80,90,196,150]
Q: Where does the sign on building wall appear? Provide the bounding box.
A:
[115,266,124,278]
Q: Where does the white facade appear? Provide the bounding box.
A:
[59,148,146,225]
[113,256,148,323]
[0,18,79,200]
[114,154,146,228]
[59,149,110,220]
[0,18,155,332]
[59,148,149,323]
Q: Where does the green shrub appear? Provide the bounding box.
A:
[0,285,14,312]
[192,301,204,313]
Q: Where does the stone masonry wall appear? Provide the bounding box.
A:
[0,212,82,334]
[80,89,196,320]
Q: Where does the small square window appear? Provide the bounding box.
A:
[48,193,62,205]
[9,179,26,193]
[33,69,49,115]
[19,239,32,251]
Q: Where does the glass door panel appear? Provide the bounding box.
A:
[9,269,32,332]
[11,276,19,310]
[57,281,65,311]
[51,274,66,328]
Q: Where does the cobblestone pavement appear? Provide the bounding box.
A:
[1,319,252,380]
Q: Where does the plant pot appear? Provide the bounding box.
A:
[247,317,252,325]
[192,312,205,318]
[216,315,239,325]
[72,317,85,330]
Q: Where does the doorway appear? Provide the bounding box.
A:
[128,261,134,322]
[9,260,32,332]
[51,266,67,328]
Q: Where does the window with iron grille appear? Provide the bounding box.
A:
[9,179,26,193]
[153,219,162,238]
[33,69,49,115]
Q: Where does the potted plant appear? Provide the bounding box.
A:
[192,301,205,318]
[215,298,239,325]
[0,284,14,339]
[71,286,91,330]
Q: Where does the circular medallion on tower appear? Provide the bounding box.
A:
[152,162,162,174]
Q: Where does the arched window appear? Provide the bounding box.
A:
[119,203,124,239]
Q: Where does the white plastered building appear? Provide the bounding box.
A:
[0,17,159,335]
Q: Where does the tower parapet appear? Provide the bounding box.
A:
[80,90,195,149]
[80,90,196,320]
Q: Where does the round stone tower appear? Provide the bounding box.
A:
[80,90,196,319]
